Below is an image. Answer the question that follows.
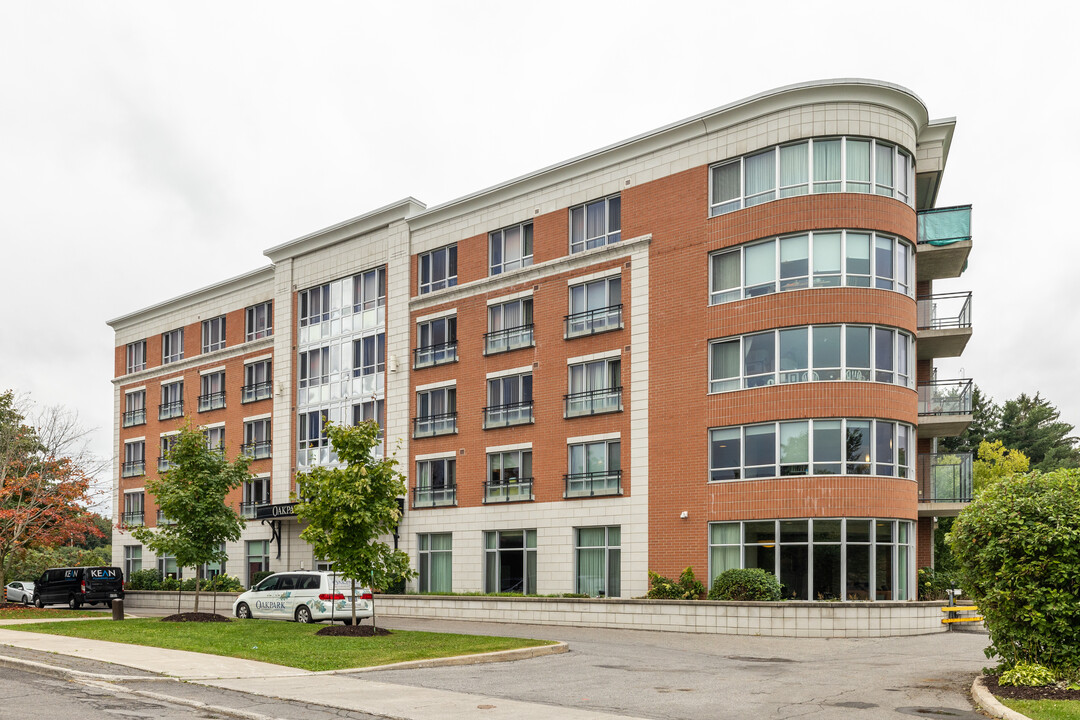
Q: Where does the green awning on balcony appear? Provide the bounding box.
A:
[918,205,972,245]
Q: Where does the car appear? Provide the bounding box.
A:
[232,571,373,624]
[32,567,125,609]
[4,581,34,604]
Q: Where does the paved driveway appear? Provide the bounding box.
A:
[368,616,990,720]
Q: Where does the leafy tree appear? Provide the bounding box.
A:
[973,440,1030,492]
[949,468,1080,672]
[0,391,105,589]
[993,393,1080,471]
[939,385,1000,455]
[7,545,111,583]
[294,421,412,627]
[130,424,250,614]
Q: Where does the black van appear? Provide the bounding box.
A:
[33,567,124,609]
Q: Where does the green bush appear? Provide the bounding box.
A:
[249,570,274,589]
[126,568,163,590]
[180,574,244,592]
[708,568,782,601]
[950,469,1080,673]
[160,577,180,591]
[917,566,958,601]
[646,568,705,600]
[999,663,1057,687]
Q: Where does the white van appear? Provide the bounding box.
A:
[232,571,373,624]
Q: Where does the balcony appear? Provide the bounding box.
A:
[565,470,622,498]
[918,378,974,438]
[156,510,175,526]
[918,452,973,515]
[916,205,972,281]
[917,291,972,359]
[159,400,184,421]
[240,501,268,519]
[121,511,144,527]
[484,477,534,503]
[483,401,534,429]
[565,305,623,339]
[413,341,458,369]
[122,409,146,428]
[241,382,272,403]
[565,387,623,417]
[121,460,145,478]
[198,391,226,412]
[158,455,171,472]
[484,324,534,355]
[412,483,456,509]
[241,441,272,460]
[413,412,457,438]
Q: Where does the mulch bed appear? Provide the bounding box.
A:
[985,674,1080,701]
[160,612,232,622]
[316,624,392,637]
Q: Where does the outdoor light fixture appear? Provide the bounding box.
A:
[680,511,688,519]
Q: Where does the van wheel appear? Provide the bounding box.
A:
[34,595,43,609]
[68,595,81,610]
[236,603,252,619]
[295,606,312,624]
[340,618,354,626]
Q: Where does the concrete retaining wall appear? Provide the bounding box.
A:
[124,591,948,638]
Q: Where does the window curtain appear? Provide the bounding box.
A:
[744,241,776,289]
[779,143,809,195]
[711,341,740,382]
[813,139,841,191]
[712,251,741,295]
[875,144,894,193]
[577,528,606,596]
[430,535,452,592]
[744,151,775,204]
[846,140,871,190]
[712,163,740,205]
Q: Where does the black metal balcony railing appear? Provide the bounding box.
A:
[241,441,272,460]
[121,511,144,527]
[565,387,623,417]
[121,460,145,478]
[413,341,458,368]
[159,401,184,420]
[156,510,175,525]
[412,483,457,508]
[918,378,974,416]
[565,304,623,338]
[198,391,226,412]
[484,477,534,503]
[158,455,171,472]
[483,400,534,428]
[240,501,269,519]
[917,291,972,330]
[122,409,146,427]
[565,470,622,498]
[484,324,534,355]
[918,452,973,503]
[413,412,457,438]
[241,382,273,403]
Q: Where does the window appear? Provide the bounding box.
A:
[199,542,227,579]
[709,419,914,481]
[157,551,178,580]
[204,426,225,454]
[566,439,621,497]
[418,533,452,593]
[297,409,330,468]
[709,231,914,304]
[198,371,226,411]
[566,276,622,337]
[159,433,178,471]
[353,267,386,313]
[242,476,270,518]
[485,297,534,354]
[490,222,534,275]
[414,458,456,508]
[243,360,272,402]
[576,526,620,597]
[709,137,915,216]
[415,316,457,368]
[353,333,386,377]
[122,491,144,526]
[298,346,331,389]
[246,540,270,586]
[126,341,146,373]
[484,529,536,593]
[570,195,621,253]
[162,328,184,364]
[124,545,142,577]
[708,324,914,392]
[202,316,226,353]
[566,358,621,417]
[242,418,271,460]
[245,301,273,341]
[419,245,457,294]
[123,390,146,427]
[353,398,385,455]
[122,440,145,478]
[159,380,184,420]
[414,387,456,437]
[484,373,533,428]
[708,518,914,601]
[299,284,331,327]
[486,449,533,502]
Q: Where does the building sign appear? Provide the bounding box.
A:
[255,502,298,520]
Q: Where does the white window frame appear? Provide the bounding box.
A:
[245,301,273,341]
[162,328,184,364]
[490,221,534,275]
[569,195,621,254]
[415,316,457,368]
[242,359,272,402]
[419,245,458,294]
[126,340,146,373]
[353,332,386,377]
[202,315,226,353]
[574,525,621,597]
[417,533,453,593]
[353,266,386,312]
[242,418,271,459]
[199,370,226,411]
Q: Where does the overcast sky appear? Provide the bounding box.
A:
[2,1,1077,504]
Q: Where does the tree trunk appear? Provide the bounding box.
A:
[194,574,200,614]
[350,578,357,626]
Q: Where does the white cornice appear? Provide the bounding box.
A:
[111,337,275,385]
[917,118,956,169]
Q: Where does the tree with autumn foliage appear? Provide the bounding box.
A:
[0,390,105,590]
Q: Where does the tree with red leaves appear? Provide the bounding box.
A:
[0,390,104,590]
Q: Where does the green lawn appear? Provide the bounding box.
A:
[0,607,103,620]
[1000,698,1080,720]
[7,618,553,671]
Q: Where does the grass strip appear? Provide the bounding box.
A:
[999,698,1080,720]
[6,617,553,672]
[0,607,103,620]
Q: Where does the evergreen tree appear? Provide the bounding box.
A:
[992,393,1080,471]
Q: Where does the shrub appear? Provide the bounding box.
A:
[646,568,705,600]
[678,567,706,599]
[950,469,1080,672]
[917,566,958,601]
[126,568,162,590]
[160,577,180,591]
[999,663,1057,687]
[179,574,244,592]
[249,570,274,589]
[708,568,782,601]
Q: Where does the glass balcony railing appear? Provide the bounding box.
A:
[241,382,272,403]
[241,441,272,460]
[159,401,184,420]
[413,341,458,368]
[240,501,268,519]
[484,324,534,355]
[917,292,972,330]
[565,304,623,338]
[413,412,457,438]
[565,387,622,417]
[412,483,456,508]
[121,511,144,527]
[156,510,175,526]
[917,205,972,245]
[484,477,534,503]
[121,460,145,478]
[122,409,146,427]
[918,379,973,416]
[918,452,973,503]
[198,392,226,412]
[158,455,172,472]
[565,470,622,498]
[483,401,534,428]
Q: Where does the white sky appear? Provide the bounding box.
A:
[2,1,1078,499]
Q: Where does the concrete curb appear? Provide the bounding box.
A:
[313,640,568,675]
[971,677,1034,720]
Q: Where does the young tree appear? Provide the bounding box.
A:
[130,424,250,614]
[294,421,412,627]
[973,439,1030,493]
[0,391,105,589]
